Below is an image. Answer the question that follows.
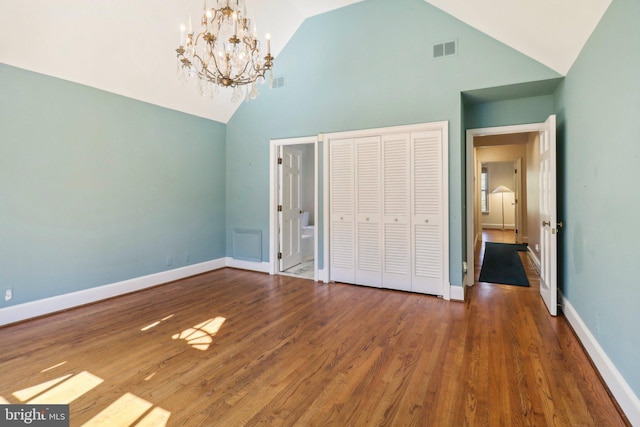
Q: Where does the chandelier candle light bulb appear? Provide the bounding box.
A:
[175,0,274,102]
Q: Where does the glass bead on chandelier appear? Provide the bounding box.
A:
[176,0,274,102]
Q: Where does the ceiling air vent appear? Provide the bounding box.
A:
[433,40,457,59]
[271,75,286,89]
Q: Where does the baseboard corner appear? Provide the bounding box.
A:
[562,295,640,426]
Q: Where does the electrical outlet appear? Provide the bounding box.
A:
[4,288,13,301]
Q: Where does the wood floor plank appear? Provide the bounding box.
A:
[0,233,630,426]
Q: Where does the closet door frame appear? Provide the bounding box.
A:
[323,122,450,299]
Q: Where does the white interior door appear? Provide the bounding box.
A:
[539,115,558,316]
[279,146,303,271]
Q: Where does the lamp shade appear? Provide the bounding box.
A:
[491,185,513,194]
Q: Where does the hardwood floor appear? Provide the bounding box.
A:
[0,246,629,425]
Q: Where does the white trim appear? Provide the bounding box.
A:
[0,257,281,327]
[317,268,329,283]
[224,257,271,273]
[323,122,448,140]
[527,247,541,274]
[450,285,464,301]
[0,259,226,327]
[269,136,319,280]
[562,294,640,426]
[482,223,516,230]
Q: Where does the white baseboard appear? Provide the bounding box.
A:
[0,259,227,327]
[482,224,515,230]
[0,257,276,327]
[317,268,329,283]
[224,257,271,273]
[527,248,541,274]
[450,285,464,301]
[562,294,640,426]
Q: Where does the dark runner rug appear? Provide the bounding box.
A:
[478,242,529,287]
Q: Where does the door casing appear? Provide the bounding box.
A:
[269,136,318,280]
[466,121,555,291]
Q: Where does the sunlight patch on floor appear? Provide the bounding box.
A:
[9,366,171,426]
[140,314,174,331]
[82,392,152,426]
[172,316,226,351]
[41,361,67,373]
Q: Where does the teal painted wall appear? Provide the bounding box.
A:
[555,0,640,397]
[464,95,556,130]
[0,64,227,307]
[226,0,560,285]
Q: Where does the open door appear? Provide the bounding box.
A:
[539,115,558,316]
[279,146,303,271]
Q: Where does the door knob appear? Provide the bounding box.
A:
[557,221,564,229]
[542,220,551,227]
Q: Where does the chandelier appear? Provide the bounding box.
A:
[176,0,274,102]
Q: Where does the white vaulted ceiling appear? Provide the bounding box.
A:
[0,0,611,123]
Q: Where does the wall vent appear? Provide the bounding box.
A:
[433,40,457,59]
[271,75,286,89]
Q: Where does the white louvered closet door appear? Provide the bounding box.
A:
[329,139,355,283]
[355,136,382,287]
[382,134,411,291]
[411,130,444,295]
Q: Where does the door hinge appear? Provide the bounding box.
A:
[277,252,282,259]
[278,205,283,212]
[278,157,283,165]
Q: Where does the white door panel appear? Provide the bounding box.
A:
[539,115,558,316]
[279,147,303,271]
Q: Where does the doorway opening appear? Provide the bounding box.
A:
[478,159,521,245]
[269,136,318,281]
[466,124,543,289]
